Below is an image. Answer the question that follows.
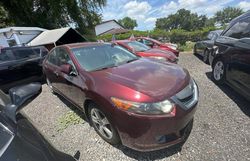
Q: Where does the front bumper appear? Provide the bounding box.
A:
[114,80,199,151]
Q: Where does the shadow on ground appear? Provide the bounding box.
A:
[206,72,250,117]
[55,93,88,122]
[113,142,182,161]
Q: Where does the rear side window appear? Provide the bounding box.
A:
[47,49,58,65]
[13,49,40,60]
[223,17,250,39]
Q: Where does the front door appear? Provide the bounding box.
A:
[56,47,86,109]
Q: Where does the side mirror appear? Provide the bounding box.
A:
[61,63,72,75]
[3,83,42,123]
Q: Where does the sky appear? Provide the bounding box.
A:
[100,0,250,31]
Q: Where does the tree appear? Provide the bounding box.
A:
[214,7,244,25]
[155,9,212,31]
[118,17,137,30]
[0,5,12,28]
[0,0,106,34]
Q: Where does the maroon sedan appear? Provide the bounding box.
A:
[136,37,179,57]
[114,40,178,63]
[43,42,198,151]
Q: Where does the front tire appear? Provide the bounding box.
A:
[212,58,226,84]
[88,103,120,145]
[203,49,209,64]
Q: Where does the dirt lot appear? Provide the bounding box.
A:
[23,52,250,161]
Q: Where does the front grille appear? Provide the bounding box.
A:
[172,79,198,110]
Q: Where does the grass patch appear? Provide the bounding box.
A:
[178,41,195,52]
[57,111,84,132]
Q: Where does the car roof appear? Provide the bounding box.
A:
[114,40,132,43]
[63,42,110,49]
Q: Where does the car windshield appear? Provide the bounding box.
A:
[71,44,138,71]
[0,121,14,157]
[125,41,150,52]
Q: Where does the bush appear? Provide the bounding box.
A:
[97,27,217,45]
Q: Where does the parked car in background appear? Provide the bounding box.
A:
[211,11,250,101]
[114,40,178,63]
[194,30,223,64]
[135,37,180,57]
[0,46,48,92]
[0,83,76,161]
[43,42,198,151]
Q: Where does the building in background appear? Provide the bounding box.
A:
[0,27,46,48]
[95,20,129,36]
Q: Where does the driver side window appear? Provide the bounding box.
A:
[57,48,77,74]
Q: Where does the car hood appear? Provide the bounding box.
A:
[144,48,177,59]
[92,58,190,100]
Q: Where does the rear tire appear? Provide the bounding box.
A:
[212,58,226,85]
[88,103,120,145]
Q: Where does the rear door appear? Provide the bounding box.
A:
[13,48,42,78]
[0,49,18,91]
[43,48,62,91]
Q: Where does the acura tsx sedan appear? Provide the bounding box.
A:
[43,42,198,151]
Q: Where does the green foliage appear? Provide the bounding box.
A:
[57,111,84,132]
[0,6,12,28]
[97,26,217,46]
[118,17,138,30]
[0,0,106,34]
[215,7,244,25]
[155,9,214,31]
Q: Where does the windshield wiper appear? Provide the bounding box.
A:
[92,64,117,72]
[125,58,139,63]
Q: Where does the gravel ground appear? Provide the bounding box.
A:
[23,52,250,161]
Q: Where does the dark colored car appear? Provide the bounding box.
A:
[211,11,250,101]
[43,42,198,151]
[114,40,178,63]
[0,46,48,93]
[0,83,76,161]
[194,30,223,64]
[135,37,179,57]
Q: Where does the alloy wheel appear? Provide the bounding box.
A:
[90,108,113,140]
[213,61,224,81]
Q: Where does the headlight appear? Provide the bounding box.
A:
[111,97,175,115]
[149,56,166,61]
